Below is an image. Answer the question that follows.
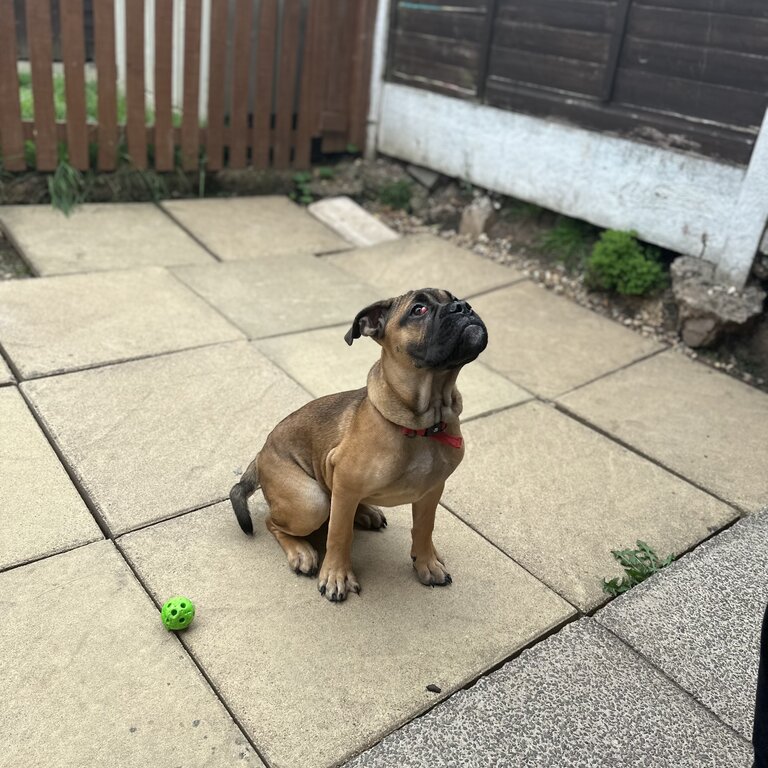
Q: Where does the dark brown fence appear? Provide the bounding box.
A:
[0,0,377,173]
[386,0,768,164]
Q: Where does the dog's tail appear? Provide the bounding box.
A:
[230,459,260,535]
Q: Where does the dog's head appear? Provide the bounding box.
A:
[344,288,488,370]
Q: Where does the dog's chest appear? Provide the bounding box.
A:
[363,442,458,506]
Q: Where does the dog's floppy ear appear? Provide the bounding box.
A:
[344,298,394,345]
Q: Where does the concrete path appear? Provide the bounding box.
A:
[0,197,765,767]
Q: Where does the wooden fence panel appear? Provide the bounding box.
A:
[60,0,89,170]
[274,0,301,167]
[181,0,202,170]
[228,0,254,169]
[154,0,174,171]
[93,0,118,170]
[252,0,278,168]
[26,0,58,170]
[125,0,147,168]
[348,0,379,149]
[0,0,25,171]
[205,0,229,171]
[294,0,320,169]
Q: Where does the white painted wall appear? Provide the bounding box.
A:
[374,81,768,288]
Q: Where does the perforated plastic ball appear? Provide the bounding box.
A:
[161,596,195,631]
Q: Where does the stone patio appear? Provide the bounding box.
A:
[0,197,763,767]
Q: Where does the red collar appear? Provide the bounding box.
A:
[401,421,463,449]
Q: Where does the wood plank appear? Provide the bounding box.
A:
[621,36,768,93]
[497,0,617,34]
[320,0,354,154]
[181,0,201,171]
[489,47,605,98]
[228,0,253,169]
[273,0,301,167]
[485,77,756,164]
[635,0,768,19]
[347,0,377,151]
[25,0,58,170]
[205,0,228,170]
[628,5,768,56]
[154,0,174,171]
[0,0,26,170]
[613,67,767,128]
[294,0,320,168]
[396,8,486,41]
[390,70,477,100]
[395,30,480,70]
[398,0,487,9]
[93,0,118,170]
[392,55,479,95]
[600,0,632,100]
[492,20,610,65]
[124,0,146,168]
[252,0,277,168]
[59,0,89,169]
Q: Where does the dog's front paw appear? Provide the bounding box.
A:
[412,551,452,587]
[318,562,360,603]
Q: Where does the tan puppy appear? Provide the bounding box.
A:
[230,288,488,602]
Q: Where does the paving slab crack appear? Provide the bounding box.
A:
[155,202,224,262]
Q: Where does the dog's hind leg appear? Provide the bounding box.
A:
[354,504,387,530]
[260,459,330,577]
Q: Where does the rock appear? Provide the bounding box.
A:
[411,182,471,229]
[406,164,440,191]
[459,195,496,238]
[360,159,411,200]
[752,253,768,282]
[671,256,766,348]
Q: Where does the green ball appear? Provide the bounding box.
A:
[161,596,195,631]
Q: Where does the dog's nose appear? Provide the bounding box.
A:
[447,300,472,315]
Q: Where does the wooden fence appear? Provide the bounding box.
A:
[0,0,377,173]
[386,0,768,165]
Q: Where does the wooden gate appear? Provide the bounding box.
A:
[0,0,377,173]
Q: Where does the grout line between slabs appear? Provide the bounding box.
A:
[155,202,224,263]
[115,496,229,537]
[16,386,113,539]
[438,499,582,615]
[554,401,747,517]
[0,537,100,576]
[599,622,754,747]
[113,538,272,768]
[11,337,247,383]
[0,220,41,277]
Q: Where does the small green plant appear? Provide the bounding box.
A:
[317,166,335,180]
[378,180,412,210]
[538,216,594,270]
[290,171,313,204]
[603,540,674,597]
[48,157,85,216]
[585,229,665,296]
[345,143,359,155]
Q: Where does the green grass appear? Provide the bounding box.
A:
[378,180,412,210]
[18,70,182,127]
[538,216,596,270]
[603,541,675,597]
[585,229,666,296]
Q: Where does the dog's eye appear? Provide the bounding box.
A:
[411,304,428,317]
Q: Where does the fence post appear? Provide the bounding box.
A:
[365,0,392,159]
[0,0,26,171]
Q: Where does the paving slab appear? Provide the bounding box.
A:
[469,282,664,398]
[442,402,736,611]
[0,357,13,385]
[0,387,101,570]
[325,233,523,298]
[0,540,259,768]
[173,257,381,339]
[345,618,752,768]
[560,349,768,512]
[308,196,400,247]
[120,500,574,768]
[0,267,244,378]
[162,196,350,260]
[598,511,768,739]
[0,203,214,275]
[255,325,530,420]
[22,342,310,534]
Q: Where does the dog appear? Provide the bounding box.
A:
[230,288,488,602]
